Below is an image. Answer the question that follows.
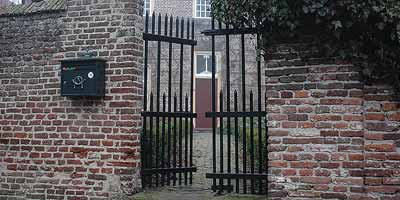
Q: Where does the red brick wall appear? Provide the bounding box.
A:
[364,85,400,199]
[0,0,143,199]
[265,43,400,199]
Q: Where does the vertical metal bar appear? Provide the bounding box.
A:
[256,33,263,194]
[178,17,185,186]
[142,12,149,188]
[185,95,189,185]
[155,13,162,187]
[187,18,190,39]
[149,93,154,187]
[161,94,166,186]
[250,91,255,194]
[152,12,155,34]
[174,16,180,186]
[234,90,239,193]
[265,92,269,196]
[167,15,173,186]
[241,33,247,194]
[219,91,224,193]
[225,23,232,192]
[211,16,217,192]
[161,14,168,187]
[173,94,178,186]
[189,19,195,185]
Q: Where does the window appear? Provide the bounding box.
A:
[4,0,23,5]
[195,0,211,18]
[143,0,151,15]
[196,53,218,77]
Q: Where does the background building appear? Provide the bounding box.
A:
[0,0,31,6]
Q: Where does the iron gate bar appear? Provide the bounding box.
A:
[161,94,166,186]
[211,17,217,192]
[189,17,195,185]
[142,12,197,188]
[167,14,173,186]
[201,28,258,36]
[256,34,264,194]
[142,11,149,188]
[241,33,247,194]
[225,24,232,192]
[156,13,161,187]
[234,91,239,193]
[178,17,183,186]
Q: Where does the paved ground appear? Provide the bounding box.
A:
[132,131,267,200]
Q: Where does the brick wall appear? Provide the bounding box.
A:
[153,0,194,17]
[266,43,400,199]
[0,0,143,199]
[364,85,400,199]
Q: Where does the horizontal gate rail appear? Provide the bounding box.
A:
[141,112,197,118]
[205,111,267,118]
[143,33,197,45]
[206,173,268,180]
[201,28,258,36]
[143,167,197,175]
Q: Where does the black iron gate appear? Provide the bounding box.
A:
[141,13,197,187]
[203,19,269,195]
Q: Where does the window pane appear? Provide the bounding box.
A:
[206,55,212,72]
[197,55,206,74]
[195,0,211,18]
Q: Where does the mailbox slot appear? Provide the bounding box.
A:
[61,58,106,97]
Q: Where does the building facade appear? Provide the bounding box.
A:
[145,0,261,129]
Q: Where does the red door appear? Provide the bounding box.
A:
[195,78,216,129]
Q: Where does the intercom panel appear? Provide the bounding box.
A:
[60,58,106,97]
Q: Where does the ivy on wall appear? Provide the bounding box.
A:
[212,0,400,91]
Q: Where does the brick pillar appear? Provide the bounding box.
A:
[0,0,143,199]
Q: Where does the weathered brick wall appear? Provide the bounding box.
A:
[364,85,400,199]
[265,43,400,199]
[0,0,143,199]
[153,0,193,17]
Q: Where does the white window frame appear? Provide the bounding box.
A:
[143,0,153,16]
[195,51,220,78]
[193,0,211,18]
[9,0,23,5]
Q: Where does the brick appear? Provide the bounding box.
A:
[383,103,399,111]
[281,91,293,98]
[365,144,396,152]
[294,90,309,98]
[327,90,348,97]
[300,177,330,184]
[288,114,308,121]
[365,113,385,121]
[320,193,347,199]
[388,113,400,121]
